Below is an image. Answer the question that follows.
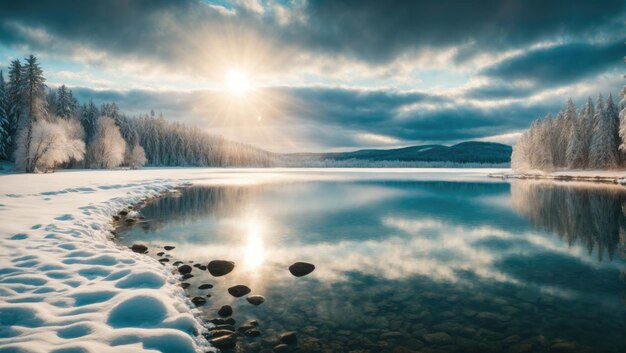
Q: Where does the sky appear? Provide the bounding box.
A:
[0,0,624,152]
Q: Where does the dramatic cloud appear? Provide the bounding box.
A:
[0,0,624,151]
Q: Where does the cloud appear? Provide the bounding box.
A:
[482,41,625,87]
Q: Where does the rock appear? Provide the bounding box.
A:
[273,344,290,352]
[193,263,202,268]
[130,244,148,253]
[280,332,297,345]
[158,258,169,262]
[182,274,194,280]
[212,324,236,332]
[173,261,183,266]
[112,215,120,221]
[238,323,256,332]
[228,285,251,297]
[199,283,214,290]
[157,252,165,256]
[288,262,315,277]
[164,245,175,250]
[124,218,136,224]
[508,343,533,353]
[422,332,452,345]
[180,282,190,289]
[551,342,576,352]
[218,305,233,317]
[245,329,261,337]
[178,264,192,275]
[209,333,237,349]
[244,319,259,327]
[119,210,129,216]
[208,260,235,276]
[206,294,212,298]
[198,265,207,271]
[192,296,207,306]
[209,329,234,338]
[247,295,265,305]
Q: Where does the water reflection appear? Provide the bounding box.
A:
[511,180,626,261]
[117,179,626,352]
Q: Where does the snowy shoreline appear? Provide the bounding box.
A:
[0,170,212,353]
[488,170,626,184]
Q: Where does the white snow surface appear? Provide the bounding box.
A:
[0,168,504,353]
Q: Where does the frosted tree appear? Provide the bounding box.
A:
[620,82,626,157]
[80,99,99,142]
[578,97,595,168]
[14,118,85,172]
[590,94,618,168]
[5,59,23,156]
[55,85,79,119]
[605,94,620,164]
[128,144,147,169]
[90,116,126,169]
[566,112,586,169]
[0,71,9,160]
[17,55,48,172]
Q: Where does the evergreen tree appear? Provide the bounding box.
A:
[590,94,617,168]
[19,55,47,172]
[56,85,78,119]
[0,71,8,160]
[605,93,620,163]
[80,99,99,142]
[6,59,23,156]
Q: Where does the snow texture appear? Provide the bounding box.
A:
[0,169,209,353]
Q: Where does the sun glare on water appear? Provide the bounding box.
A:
[227,69,251,95]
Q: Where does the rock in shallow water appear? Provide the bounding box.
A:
[130,244,148,254]
[164,245,175,250]
[177,264,192,275]
[228,285,251,297]
[247,295,265,305]
[192,296,207,306]
[218,305,233,317]
[280,331,297,345]
[199,283,213,290]
[288,262,315,277]
[209,333,237,349]
[208,260,235,276]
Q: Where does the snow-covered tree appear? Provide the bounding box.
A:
[55,85,79,119]
[14,118,85,172]
[605,93,620,164]
[128,144,147,169]
[90,116,126,169]
[80,99,99,142]
[0,71,9,160]
[5,59,22,156]
[590,94,618,168]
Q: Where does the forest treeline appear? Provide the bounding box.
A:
[0,55,274,172]
[512,92,626,172]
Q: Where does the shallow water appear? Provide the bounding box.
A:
[117,175,626,353]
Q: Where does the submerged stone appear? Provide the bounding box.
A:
[130,244,148,254]
[228,285,251,297]
[208,260,235,276]
[177,264,192,275]
[209,333,237,349]
[280,331,297,345]
[247,295,265,305]
[288,262,315,277]
[218,305,233,317]
[191,296,207,306]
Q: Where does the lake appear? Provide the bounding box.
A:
[115,171,626,353]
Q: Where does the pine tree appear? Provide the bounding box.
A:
[590,94,617,169]
[6,59,23,157]
[605,93,620,164]
[19,55,47,172]
[80,99,99,142]
[0,71,8,160]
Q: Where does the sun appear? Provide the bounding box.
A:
[227,69,251,95]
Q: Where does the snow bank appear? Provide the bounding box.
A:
[0,167,503,352]
[0,169,210,353]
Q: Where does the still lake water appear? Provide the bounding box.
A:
[117,173,626,353]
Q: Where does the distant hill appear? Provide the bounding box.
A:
[286,141,512,164]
